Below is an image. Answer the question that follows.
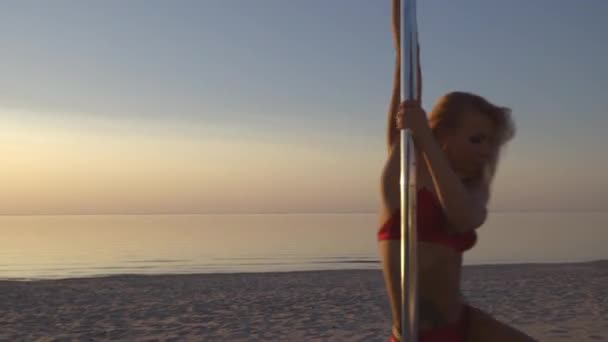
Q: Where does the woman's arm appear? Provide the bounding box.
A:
[387,0,422,151]
[416,127,488,233]
[386,50,422,151]
[396,101,487,233]
[387,56,401,151]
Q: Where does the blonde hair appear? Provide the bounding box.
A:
[428,91,516,185]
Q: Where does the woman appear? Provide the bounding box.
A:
[377,59,537,341]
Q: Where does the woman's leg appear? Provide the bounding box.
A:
[379,240,402,334]
[466,306,537,342]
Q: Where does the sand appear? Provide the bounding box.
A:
[1,261,606,341]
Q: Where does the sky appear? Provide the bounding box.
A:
[1,0,607,215]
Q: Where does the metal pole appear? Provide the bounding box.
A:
[400,0,418,340]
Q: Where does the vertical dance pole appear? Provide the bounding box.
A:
[399,0,419,340]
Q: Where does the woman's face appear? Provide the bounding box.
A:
[440,111,499,179]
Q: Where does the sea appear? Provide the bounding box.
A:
[1,212,607,280]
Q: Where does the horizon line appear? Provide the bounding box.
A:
[1,209,607,217]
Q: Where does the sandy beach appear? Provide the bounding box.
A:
[1,261,606,341]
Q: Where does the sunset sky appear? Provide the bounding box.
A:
[1,0,607,215]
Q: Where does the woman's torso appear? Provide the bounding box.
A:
[378,158,471,329]
[417,241,465,329]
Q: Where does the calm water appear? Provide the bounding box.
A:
[1,212,607,280]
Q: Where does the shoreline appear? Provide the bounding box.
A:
[2,258,606,283]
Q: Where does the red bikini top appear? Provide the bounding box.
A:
[377,187,477,253]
